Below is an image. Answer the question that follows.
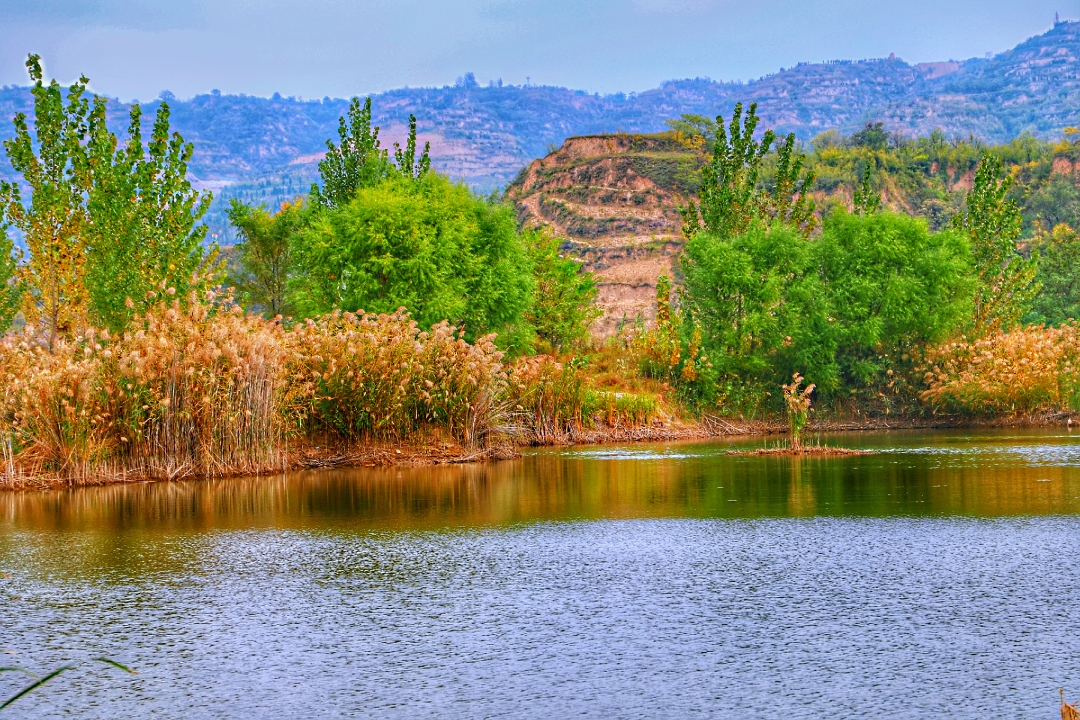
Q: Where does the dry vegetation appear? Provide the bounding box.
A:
[0,295,667,489]
[920,324,1080,416]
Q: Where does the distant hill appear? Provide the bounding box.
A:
[4,20,1080,239]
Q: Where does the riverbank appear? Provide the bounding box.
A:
[4,409,1078,491]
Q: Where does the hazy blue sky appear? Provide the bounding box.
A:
[0,0,1074,100]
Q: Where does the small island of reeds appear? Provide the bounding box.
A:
[727,374,875,456]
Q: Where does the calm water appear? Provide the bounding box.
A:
[2,429,1080,718]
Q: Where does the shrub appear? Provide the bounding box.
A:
[290,173,533,349]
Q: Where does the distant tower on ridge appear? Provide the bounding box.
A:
[1056,11,1061,26]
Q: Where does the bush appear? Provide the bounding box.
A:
[682,211,973,410]
[290,173,533,350]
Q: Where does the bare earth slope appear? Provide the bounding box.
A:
[508,134,696,335]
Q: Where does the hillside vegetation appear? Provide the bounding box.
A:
[4,20,1080,239]
[510,118,1080,332]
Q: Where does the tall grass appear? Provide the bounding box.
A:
[920,324,1080,415]
[0,297,516,486]
[508,355,659,443]
[285,311,507,445]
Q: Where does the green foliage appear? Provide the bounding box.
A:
[852,163,881,215]
[633,275,717,408]
[309,97,389,210]
[681,103,815,240]
[0,54,94,346]
[681,103,775,239]
[683,223,825,407]
[291,173,533,346]
[767,133,817,234]
[392,114,431,180]
[683,212,973,410]
[951,154,1039,333]
[1,657,136,712]
[849,122,890,151]
[84,101,213,331]
[524,231,600,352]
[309,97,431,211]
[1029,223,1080,325]
[665,113,718,152]
[1023,176,1080,232]
[0,216,22,332]
[0,54,211,339]
[227,198,303,317]
[817,211,973,387]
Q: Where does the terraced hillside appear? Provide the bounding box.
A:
[508,134,701,335]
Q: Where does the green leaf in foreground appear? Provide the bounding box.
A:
[0,657,136,712]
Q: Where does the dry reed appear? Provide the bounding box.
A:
[0,299,516,487]
[920,324,1080,415]
[508,355,659,444]
[0,297,664,487]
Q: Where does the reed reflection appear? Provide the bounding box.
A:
[1,431,1079,538]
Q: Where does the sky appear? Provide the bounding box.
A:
[0,0,1075,101]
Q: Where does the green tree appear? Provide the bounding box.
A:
[392,114,431,180]
[309,97,390,210]
[1030,223,1080,325]
[1022,175,1080,232]
[852,163,881,215]
[291,173,533,346]
[0,54,94,348]
[681,102,815,240]
[951,154,1039,333]
[524,231,599,352]
[767,133,817,234]
[683,223,828,404]
[849,122,889,151]
[0,216,23,331]
[817,211,973,387]
[309,98,432,211]
[84,101,213,330]
[0,54,212,339]
[683,211,973,408]
[227,198,304,317]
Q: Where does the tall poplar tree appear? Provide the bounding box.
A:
[952,154,1038,333]
[85,101,213,330]
[0,55,93,348]
[681,102,815,240]
[0,54,214,340]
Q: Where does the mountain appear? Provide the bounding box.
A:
[3,20,1080,239]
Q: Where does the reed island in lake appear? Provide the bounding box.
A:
[5,53,1080,488]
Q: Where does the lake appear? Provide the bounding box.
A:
[2,429,1080,718]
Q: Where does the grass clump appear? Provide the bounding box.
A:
[920,324,1080,416]
[507,355,662,444]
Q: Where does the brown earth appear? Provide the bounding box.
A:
[507,133,697,335]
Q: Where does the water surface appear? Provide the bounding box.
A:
[2,430,1079,718]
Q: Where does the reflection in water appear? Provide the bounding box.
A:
[2,430,1080,719]
[4,430,1080,533]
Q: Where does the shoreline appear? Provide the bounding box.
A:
[2,410,1077,492]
